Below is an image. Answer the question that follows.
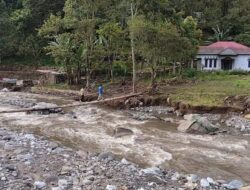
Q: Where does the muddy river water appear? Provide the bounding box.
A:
[0,92,249,183]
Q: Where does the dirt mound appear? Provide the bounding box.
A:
[167,100,242,115]
[225,96,250,113]
[105,94,169,109]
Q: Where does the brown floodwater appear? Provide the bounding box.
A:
[0,92,249,183]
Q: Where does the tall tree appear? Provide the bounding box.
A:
[97,22,124,82]
[130,16,179,85]
[0,0,17,61]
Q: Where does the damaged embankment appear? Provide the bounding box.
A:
[30,87,250,115]
[0,93,250,189]
[0,93,142,114]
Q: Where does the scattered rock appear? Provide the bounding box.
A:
[207,177,215,184]
[228,180,244,190]
[171,172,181,181]
[81,179,92,186]
[24,134,35,140]
[98,152,115,161]
[106,185,117,190]
[141,167,162,176]
[0,88,10,92]
[5,165,15,171]
[0,116,248,190]
[4,142,16,150]
[186,174,199,183]
[58,179,68,188]
[226,116,250,133]
[32,102,62,114]
[49,142,59,150]
[34,181,46,189]
[51,187,63,190]
[184,181,198,190]
[200,178,210,188]
[223,184,235,189]
[120,158,130,165]
[60,165,72,175]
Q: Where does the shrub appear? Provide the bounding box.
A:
[228,70,249,75]
[182,69,200,78]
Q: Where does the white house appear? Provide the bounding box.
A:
[196,41,250,71]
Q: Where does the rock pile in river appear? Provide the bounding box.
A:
[130,106,174,121]
[31,102,63,114]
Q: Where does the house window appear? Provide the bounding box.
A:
[209,59,213,68]
[214,59,217,68]
[205,59,208,68]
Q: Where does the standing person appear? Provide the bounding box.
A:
[98,84,104,101]
[79,87,86,102]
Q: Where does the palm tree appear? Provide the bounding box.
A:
[212,25,231,41]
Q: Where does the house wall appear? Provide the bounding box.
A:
[197,55,250,71]
[234,55,250,71]
[197,55,221,71]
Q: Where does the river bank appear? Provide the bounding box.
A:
[0,127,249,190]
[0,91,249,190]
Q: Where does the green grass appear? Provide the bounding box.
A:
[44,83,71,90]
[168,73,250,106]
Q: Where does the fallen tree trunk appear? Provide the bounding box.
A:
[0,93,142,114]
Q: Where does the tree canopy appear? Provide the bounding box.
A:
[1,0,249,85]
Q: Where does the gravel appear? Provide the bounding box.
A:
[226,115,250,133]
[0,127,248,189]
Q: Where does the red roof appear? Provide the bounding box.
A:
[198,41,250,55]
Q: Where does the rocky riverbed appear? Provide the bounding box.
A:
[0,128,249,190]
[130,106,250,134]
[0,92,250,189]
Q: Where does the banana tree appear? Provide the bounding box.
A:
[47,34,78,85]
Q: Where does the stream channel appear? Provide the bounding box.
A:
[0,92,249,183]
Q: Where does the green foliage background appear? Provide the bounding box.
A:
[1,0,250,84]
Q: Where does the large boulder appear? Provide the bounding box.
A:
[113,128,133,138]
[178,114,219,134]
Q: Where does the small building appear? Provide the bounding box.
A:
[197,41,250,71]
[36,70,66,84]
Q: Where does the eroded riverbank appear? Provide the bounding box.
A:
[0,92,249,189]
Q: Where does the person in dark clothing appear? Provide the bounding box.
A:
[98,84,104,100]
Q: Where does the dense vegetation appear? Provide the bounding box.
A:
[1,0,250,87]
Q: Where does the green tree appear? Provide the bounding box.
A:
[130,16,180,85]
[46,33,79,85]
[180,16,202,69]
[0,0,17,61]
[97,22,124,82]
[39,0,103,86]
